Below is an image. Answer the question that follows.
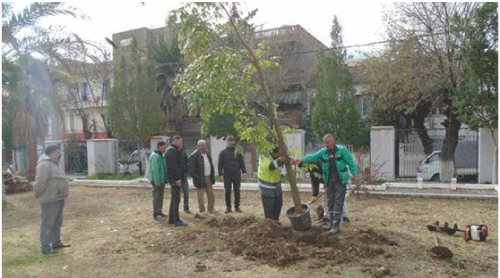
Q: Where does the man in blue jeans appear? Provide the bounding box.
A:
[301,134,357,235]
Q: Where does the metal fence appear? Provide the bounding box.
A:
[396,128,478,180]
[64,140,88,174]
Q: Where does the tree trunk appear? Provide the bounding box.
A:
[81,114,92,139]
[27,134,38,181]
[440,112,461,181]
[412,102,433,155]
[224,7,302,213]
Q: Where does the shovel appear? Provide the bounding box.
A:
[308,192,325,205]
[430,235,453,259]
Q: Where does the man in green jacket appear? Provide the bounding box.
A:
[148,141,167,221]
[301,134,357,235]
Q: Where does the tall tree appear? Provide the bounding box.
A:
[2,2,83,179]
[311,16,362,148]
[452,2,498,183]
[107,38,164,147]
[169,3,306,212]
[151,35,186,135]
[366,3,480,181]
[364,35,437,155]
[54,35,114,139]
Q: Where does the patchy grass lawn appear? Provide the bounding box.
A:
[2,185,498,278]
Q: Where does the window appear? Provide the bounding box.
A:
[69,115,75,132]
[81,82,89,101]
[102,79,110,100]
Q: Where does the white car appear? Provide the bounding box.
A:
[417,150,477,181]
[119,149,150,175]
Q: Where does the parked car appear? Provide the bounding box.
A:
[417,149,478,182]
[119,149,151,175]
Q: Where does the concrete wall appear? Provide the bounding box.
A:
[284,130,306,157]
[87,139,119,175]
[209,136,227,176]
[478,127,498,184]
[370,126,396,181]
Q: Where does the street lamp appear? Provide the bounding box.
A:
[105,37,118,49]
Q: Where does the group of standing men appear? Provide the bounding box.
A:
[31,133,356,255]
[148,135,247,226]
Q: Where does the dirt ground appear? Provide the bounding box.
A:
[2,185,498,277]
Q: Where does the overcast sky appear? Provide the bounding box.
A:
[35,2,388,56]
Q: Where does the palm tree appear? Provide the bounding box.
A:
[151,35,185,134]
[2,3,82,180]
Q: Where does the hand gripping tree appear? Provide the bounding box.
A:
[169,3,304,213]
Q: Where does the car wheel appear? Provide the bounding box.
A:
[430,174,440,182]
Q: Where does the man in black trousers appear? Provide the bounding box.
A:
[165,135,188,227]
[218,135,246,213]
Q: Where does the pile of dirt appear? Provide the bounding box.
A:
[205,215,259,232]
[224,217,399,267]
[3,171,32,194]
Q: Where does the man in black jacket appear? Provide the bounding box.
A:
[218,135,246,213]
[188,139,216,214]
[165,135,187,227]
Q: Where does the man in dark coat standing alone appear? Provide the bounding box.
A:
[165,135,188,227]
[218,135,246,213]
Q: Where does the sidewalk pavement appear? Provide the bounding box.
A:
[68,176,498,199]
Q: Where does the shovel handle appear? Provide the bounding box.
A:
[308,192,325,205]
[434,235,441,246]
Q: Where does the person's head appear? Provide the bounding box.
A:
[323,134,336,151]
[226,135,236,148]
[198,139,207,152]
[45,145,62,162]
[271,146,281,159]
[171,135,183,149]
[157,141,167,153]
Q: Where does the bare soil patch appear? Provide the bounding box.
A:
[2,185,498,278]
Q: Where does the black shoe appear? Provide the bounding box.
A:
[225,208,232,213]
[235,208,242,213]
[342,217,350,223]
[184,209,191,214]
[173,221,188,227]
[52,242,71,249]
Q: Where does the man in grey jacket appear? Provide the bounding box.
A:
[34,145,70,254]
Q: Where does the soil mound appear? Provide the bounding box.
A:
[225,218,399,267]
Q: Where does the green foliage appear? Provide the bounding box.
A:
[299,114,318,145]
[310,18,365,148]
[452,2,498,132]
[201,113,238,138]
[107,38,165,147]
[311,49,361,146]
[169,3,277,154]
